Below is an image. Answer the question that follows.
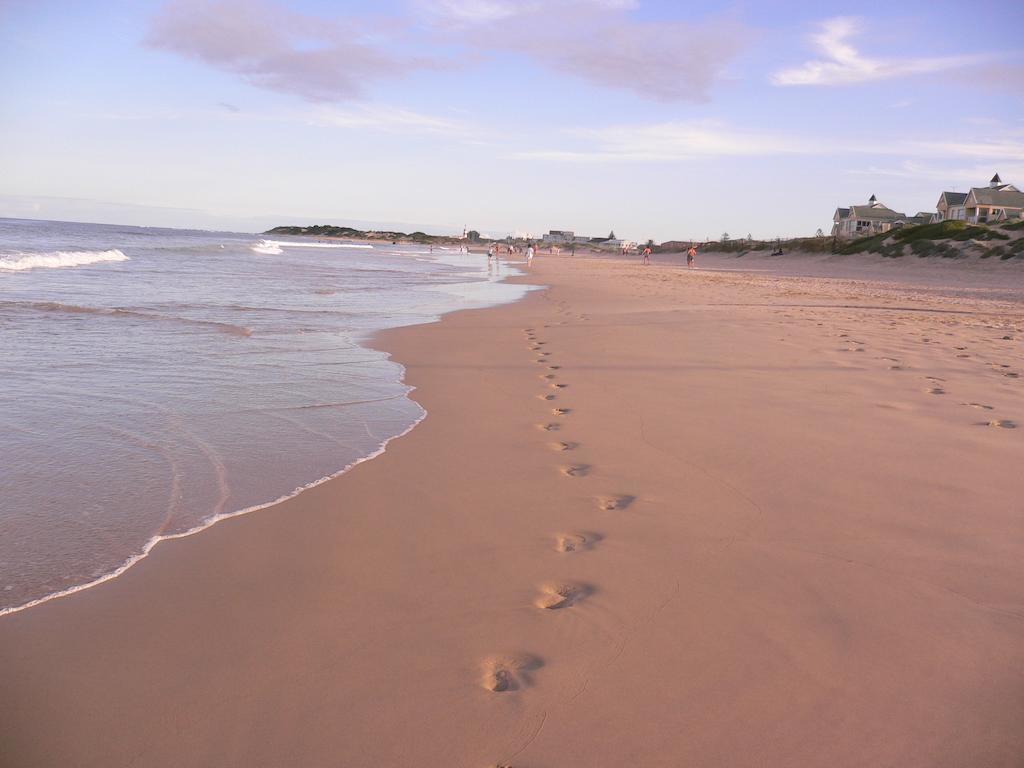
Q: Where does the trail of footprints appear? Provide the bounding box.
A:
[480,324,639,726]
[828,323,1019,429]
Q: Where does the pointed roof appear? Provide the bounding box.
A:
[992,173,1002,184]
[868,194,877,203]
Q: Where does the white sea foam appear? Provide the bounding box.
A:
[0,249,129,272]
[251,240,284,255]
[263,240,373,250]
[0,397,427,618]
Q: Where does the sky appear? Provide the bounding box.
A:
[1,0,1023,241]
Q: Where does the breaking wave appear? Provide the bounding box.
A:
[0,249,129,272]
[251,240,284,255]
[262,240,373,250]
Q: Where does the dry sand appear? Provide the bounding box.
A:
[2,252,1023,767]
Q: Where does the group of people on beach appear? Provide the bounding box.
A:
[486,241,696,270]
[488,242,535,268]
[642,244,697,268]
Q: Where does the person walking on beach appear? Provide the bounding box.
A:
[687,245,697,268]
[642,245,651,265]
[526,243,535,268]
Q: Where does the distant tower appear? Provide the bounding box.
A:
[991,173,1002,188]
[462,225,467,239]
[868,194,878,205]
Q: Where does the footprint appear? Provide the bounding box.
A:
[597,495,635,511]
[555,532,601,553]
[548,365,562,371]
[537,422,561,432]
[538,394,556,401]
[926,387,946,395]
[985,419,1017,429]
[552,408,571,416]
[535,582,591,610]
[561,464,590,477]
[549,441,578,452]
[963,402,994,410]
[481,654,543,692]
[541,374,557,380]
[551,383,568,389]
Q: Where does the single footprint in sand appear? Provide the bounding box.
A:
[551,383,568,389]
[549,441,578,452]
[555,531,602,553]
[963,402,994,410]
[538,393,557,401]
[537,422,560,431]
[541,373,557,380]
[927,387,946,395]
[481,654,543,692]
[985,419,1017,429]
[552,408,571,416]
[548,365,562,370]
[561,464,590,477]
[535,582,591,610]
[597,495,635,511]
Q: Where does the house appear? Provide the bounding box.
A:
[832,195,906,239]
[935,191,968,221]
[963,174,1024,224]
[893,212,934,229]
[542,230,576,244]
[936,174,1024,224]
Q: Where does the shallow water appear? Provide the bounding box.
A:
[0,218,529,613]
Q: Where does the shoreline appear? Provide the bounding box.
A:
[2,253,1023,766]
[0,249,530,618]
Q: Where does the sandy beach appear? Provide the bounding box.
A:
[2,252,1023,767]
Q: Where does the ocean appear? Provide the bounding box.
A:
[0,218,529,614]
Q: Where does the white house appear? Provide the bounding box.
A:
[936,174,1024,223]
[832,195,906,239]
[542,230,576,244]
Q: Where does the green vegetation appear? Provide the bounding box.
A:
[999,219,1024,231]
[265,224,466,245]
[838,220,1016,258]
[837,232,888,255]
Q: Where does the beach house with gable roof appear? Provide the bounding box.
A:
[832,195,906,239]
[935,174,1024,223]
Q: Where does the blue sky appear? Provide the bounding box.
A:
[1,0,1022,240]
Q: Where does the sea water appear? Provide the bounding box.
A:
[0,218,528,614]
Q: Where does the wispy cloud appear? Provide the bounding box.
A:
[421,1,751,102]
[771,17,991,86]
[147,0,443,102]
[518,120,814,162]
[303,105,470,136]
[517,120,1024,163]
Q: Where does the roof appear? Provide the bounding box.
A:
[992,173,1002,184]
[967,186,1024,208]
[834,207,850,219]
[849,204,905,221]
[939,191,967,206]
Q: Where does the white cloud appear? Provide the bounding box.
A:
[771,17,990,86]
[421,1,751,102]
[516,120,1024,163]
[147,0,444,102]
[304,105,470,136]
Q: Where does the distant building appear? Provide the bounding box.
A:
[935,191,968,222]
[832,195,906,239]
[936,174,1024,224]
[542,230,576,244]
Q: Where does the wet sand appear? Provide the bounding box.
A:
[2,252,1023,767]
